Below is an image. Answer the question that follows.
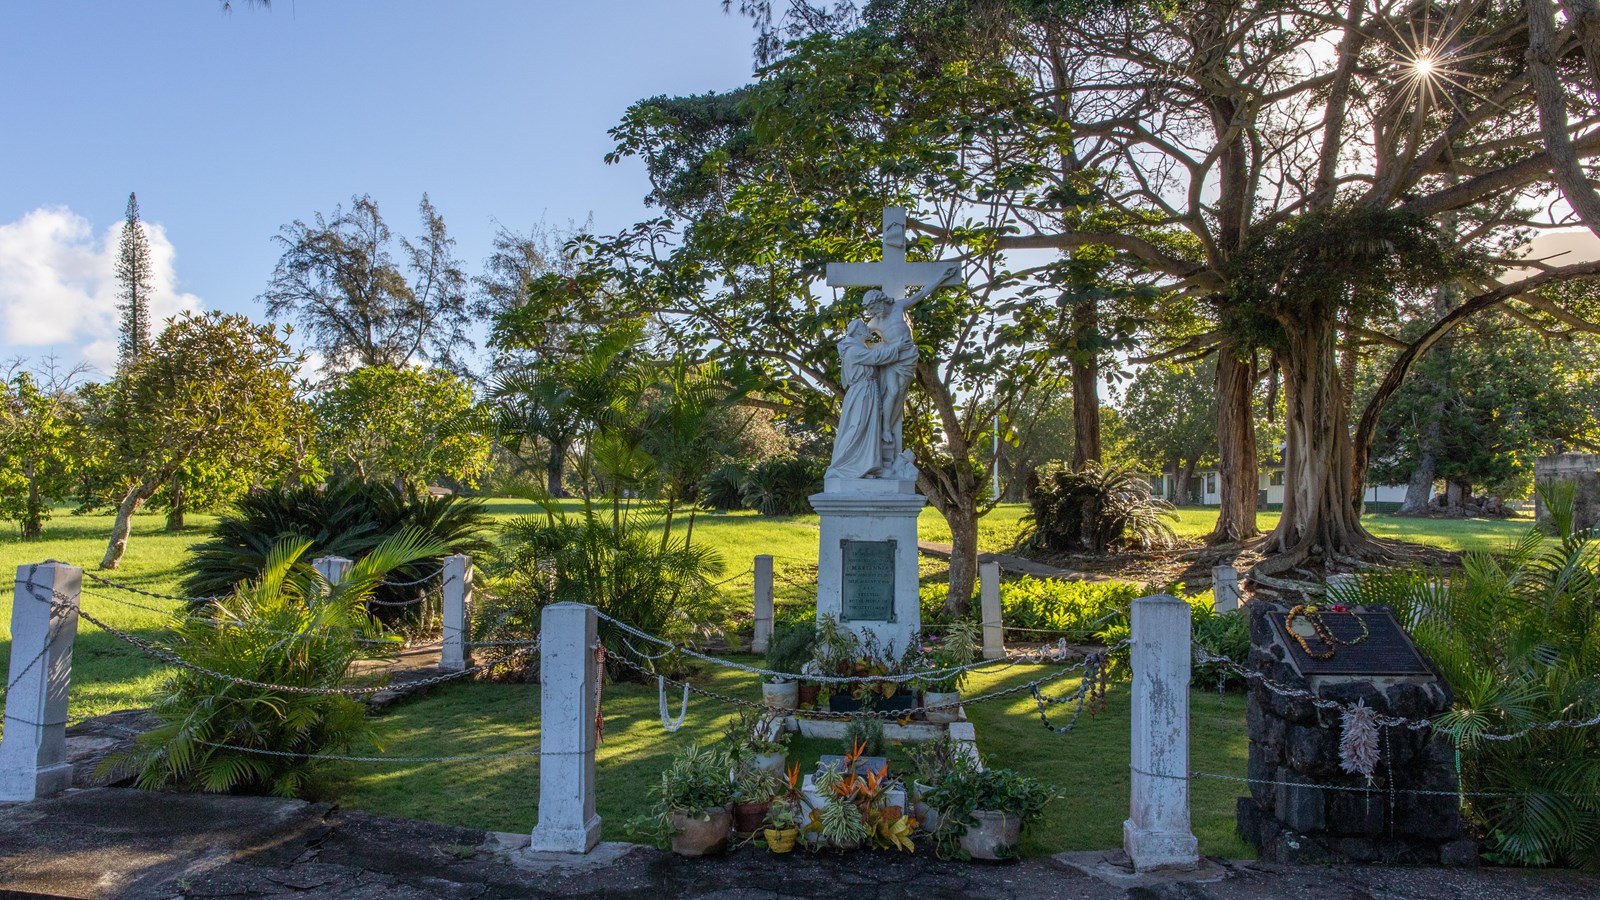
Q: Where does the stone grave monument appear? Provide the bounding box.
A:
[810,207,961,656]
[1236,601,1472,865]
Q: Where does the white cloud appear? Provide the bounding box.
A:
[0,206,203,374]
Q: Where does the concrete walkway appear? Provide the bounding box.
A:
[3,788,1598,899]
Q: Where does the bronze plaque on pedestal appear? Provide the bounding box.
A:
[840,539,896,622]
[1269,609,1432,676]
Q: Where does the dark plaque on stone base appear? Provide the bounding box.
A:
[1267,609,1433,677]
[840,539,895,622]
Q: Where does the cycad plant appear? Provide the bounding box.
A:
[116,530,446,797]
[1025,460,1177,554]
[181,475,491,618]
[1345,484,1600,868]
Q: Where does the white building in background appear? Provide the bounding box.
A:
[1153,467,1409,509]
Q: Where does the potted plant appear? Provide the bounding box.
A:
[920,621,979,724]
[731,762,782,833]
[904,735,975,832]
[763,801,802,852]
[764,764,805,853]
[649,743,735,857]
[725,708,790,775]
[923,765,1053,860]
[805,740,916,853]
[762,622,814,710]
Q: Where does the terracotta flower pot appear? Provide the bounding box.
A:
[762,680,799,710]
[668,806,732,857]
[797,684,820,708]
[732,800,771,833]
[764,826,799,853]
[924,690,961,724]
[957,809,1022,860]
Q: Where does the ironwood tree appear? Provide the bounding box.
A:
[259,194,471,374]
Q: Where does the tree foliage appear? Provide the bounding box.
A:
[92,312,307,569]
[312,364,490,491]
[260,194,471,373]
[115,192,154,372]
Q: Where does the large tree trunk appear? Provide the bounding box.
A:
[1265,316,1371,570]
[1397,449,1438,516]
[165,474,185,532]
[944,503,980,620]
[1069,300,1101,469]
[101,477,160,570]
[1208,342,1259,542]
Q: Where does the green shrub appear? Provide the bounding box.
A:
[487,500,727,675]
[764,620,815,679]
[116,531,444,797]
[997,576,1144,640]
[1190,605,1249,689]
[182,476,492,620]
[1024,460,1177,554]
[1348,485,1600,869]
[740,456,824,516]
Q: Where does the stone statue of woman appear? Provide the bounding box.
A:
[826,319,908,480]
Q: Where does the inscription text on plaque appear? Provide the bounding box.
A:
[840,539,896,622]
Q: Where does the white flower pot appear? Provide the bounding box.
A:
[754,751,786,775]
[912,779,940,832]
[957,809,1022,860]
[762,680,799,710]
[923,690,961,724]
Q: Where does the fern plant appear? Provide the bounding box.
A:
[114,530,446,797]
[1347,483,1600,869]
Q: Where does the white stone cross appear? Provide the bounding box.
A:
[826,207,961,300]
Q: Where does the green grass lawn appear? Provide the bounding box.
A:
[0,499,1524,858]
[333,659,1251,857]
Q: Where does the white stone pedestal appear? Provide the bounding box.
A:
[530,603,601,854]
[1,563,81,802]
[811,480,926,656]
[1124,593,1199,872]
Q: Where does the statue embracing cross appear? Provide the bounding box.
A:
[824,208,963,483]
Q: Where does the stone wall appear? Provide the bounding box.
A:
[1534,454,1600,532]
[1236,603,1473,865]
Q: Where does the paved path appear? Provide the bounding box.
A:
[915,541,1112,582]
[3,788,1598,899]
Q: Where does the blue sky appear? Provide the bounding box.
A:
[0,1,756,375]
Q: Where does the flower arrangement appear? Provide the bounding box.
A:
[805,739,917,852]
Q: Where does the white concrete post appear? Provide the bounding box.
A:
[1124,593,1199,872]
[751,554,774,654]
[312,556,353,592]
[980,560,1003,659]
[530,602,601,853]
[0,562,82,801]
[1211,565,1240,612]
[440,554,472,672]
